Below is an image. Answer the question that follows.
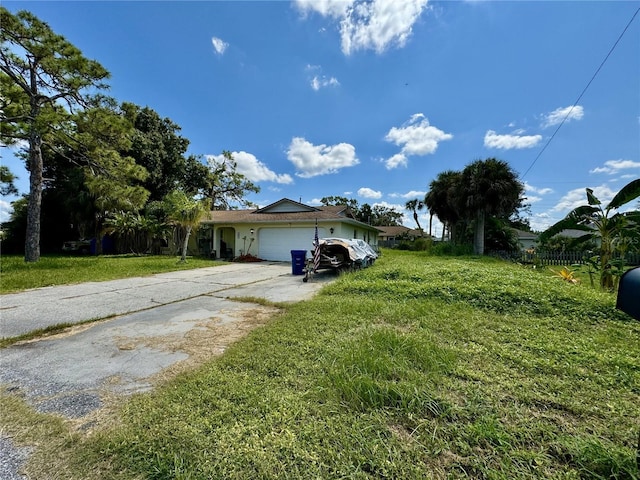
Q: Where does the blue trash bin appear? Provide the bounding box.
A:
[291,250,307,275]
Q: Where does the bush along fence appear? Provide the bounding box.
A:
[491,250,640,267]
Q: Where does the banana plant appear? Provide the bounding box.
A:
[539,179,640,291]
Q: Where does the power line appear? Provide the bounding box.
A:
[520,6,640,180]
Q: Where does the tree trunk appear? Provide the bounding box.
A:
[474,210,485,255]
[180,225,192,262]
[413,212,423,237]
[599,233,614,291]
[429,213,433,238]
[24,134,43,262]
[94,214,104,255]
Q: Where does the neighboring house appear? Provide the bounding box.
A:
[512,227,600,252]
[377,226,424,247]
[547,228,601,249]
[512,228,538,251]
[193,198,382,262]
[555,228,599,242]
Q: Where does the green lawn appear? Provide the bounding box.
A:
[1,250,638,479]
[0,254,220,293]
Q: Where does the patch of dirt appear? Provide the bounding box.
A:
[148,305,281,382]
[388,423,416,444]
[74,305,281,433]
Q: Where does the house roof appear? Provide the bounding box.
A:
[203,198,381,232]
[512,228,538,240]
[555,228,597,239]
[255,198,320,214]
[377,226,412,236]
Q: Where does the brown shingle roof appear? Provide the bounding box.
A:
[204,208,348,223]
[377,226,428,238]
[377,226,412,236]
[202,200,378,230]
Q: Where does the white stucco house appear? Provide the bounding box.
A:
[192,198,382,262]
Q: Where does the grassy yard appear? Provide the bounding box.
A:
[0,254,220,293]
[1,250,638,479]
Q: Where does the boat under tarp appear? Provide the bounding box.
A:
[303,238,377,281]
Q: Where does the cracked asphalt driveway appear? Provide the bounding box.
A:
[0,262,336,420]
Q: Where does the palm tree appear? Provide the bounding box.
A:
[425,170,462,242]
[539,179,640,290]
[405,199,425,236]
[456,158,523,255]
[164,190,209,263]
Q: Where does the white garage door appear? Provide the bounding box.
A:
[258,227,326,261]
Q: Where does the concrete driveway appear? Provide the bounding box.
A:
[1,262,336,409]
[0,262,336,478]
[1,261,331,337]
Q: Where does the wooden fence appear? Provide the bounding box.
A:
[491,250,640,267]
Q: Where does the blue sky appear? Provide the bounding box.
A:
[2,1,639,235]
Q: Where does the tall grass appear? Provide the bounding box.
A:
[3,250,638,479]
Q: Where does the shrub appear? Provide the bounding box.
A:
[430,242,473,256]
[413,237,432,251]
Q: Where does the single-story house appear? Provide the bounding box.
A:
[512,228,538,251]
[512,227,600,252]
[377,226,428,247]
[193,198,382,262]
[555,228,599,241]
[377,226,421,242]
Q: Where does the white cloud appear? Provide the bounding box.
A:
[357,187,382,199]
[295,0,354,18]
[524,182,553,195]
[207,151,293,184]
[306,64,340,90]
[372,200,405,212]
[296,0,429,55]
[7,139,29,152]
[484,130,542,150]
[529,212,556,232]
[384,113,452,169]
[589,159,640,175]
[390,190,427,199]
[385,153,408,169]
[341,0,429,55]
[0,199,13,223]
[211,37,229,55]
[524,195,542,204]
[287,137,359,177]
[311,75,340,91]
[551,185,616,213]
[542,105,584,128]
[531,182,630,232]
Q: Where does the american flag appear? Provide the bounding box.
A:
[313,221,320,272]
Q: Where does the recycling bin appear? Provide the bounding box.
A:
[291,250,307,275]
